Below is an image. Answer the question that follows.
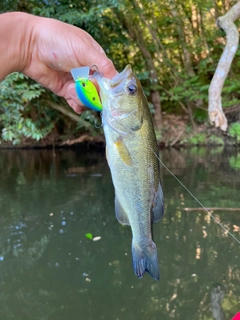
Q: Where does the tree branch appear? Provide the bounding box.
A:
[208,2,240,131]
[184,207,240,211]
[44,100,92,130]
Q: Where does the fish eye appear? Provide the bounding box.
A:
[127,84,137,95]
[81,82,86,87]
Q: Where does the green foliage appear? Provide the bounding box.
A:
[155,129,162,141]
[76,110,102,137]
[208,135,224,146]
[229,153,240,170]
[79,110,101,128]
[229,122,240,142]
[193,108,207,123]
[0,73,54,144]
[184,133,224,146]
[0,0,240,144]
[187,133,207,145]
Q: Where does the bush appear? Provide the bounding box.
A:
[229,122,240,142]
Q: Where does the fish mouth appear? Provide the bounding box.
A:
[110,64,132,88]
[95,64,133,94]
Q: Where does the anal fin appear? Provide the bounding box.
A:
[151,183,164,223]
[115,196,130,225]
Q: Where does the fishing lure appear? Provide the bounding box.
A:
[71,66,102,112]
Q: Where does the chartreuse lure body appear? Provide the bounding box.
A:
[71,66,102,112]
[75,79,102,111]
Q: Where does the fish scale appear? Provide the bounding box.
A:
[96,65,164,280]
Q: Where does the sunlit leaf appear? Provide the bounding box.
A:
[85,233,93,240]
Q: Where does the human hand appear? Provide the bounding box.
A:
[25,15,117,113]
[0,13,117,113]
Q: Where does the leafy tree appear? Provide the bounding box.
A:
[0,73,52,144]
[1,0,240,144]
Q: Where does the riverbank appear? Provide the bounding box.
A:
[0,114,239,149]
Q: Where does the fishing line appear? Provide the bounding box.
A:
[148,145,240,245]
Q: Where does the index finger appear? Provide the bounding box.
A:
[76,35,118,79]
[93,54,118,79]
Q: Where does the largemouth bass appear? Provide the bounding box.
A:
[96,65,164,280]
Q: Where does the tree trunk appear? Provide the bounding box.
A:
[114,10,162,130]
[208,2,240,130]
[132,0,180,84]
[168,0,197,130]
[151,91,162,129]
[169,5,195,77]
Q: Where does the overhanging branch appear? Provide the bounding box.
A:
[208,2,240,131]
[44,100,92,130]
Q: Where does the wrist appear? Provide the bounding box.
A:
[0,12,36,80]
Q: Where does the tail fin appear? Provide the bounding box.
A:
[132,241,159,280]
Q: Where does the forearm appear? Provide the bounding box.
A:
[0,12,116,113]
[0,12,35,80]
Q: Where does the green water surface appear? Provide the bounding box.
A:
[0,147,239,320]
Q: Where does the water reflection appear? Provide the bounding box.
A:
[0,147,239,320]
[211,283,226,320]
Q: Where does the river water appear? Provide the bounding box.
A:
[0,147,239,320]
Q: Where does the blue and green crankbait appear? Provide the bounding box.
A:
[75,78,102,112]
[71,66,102,112]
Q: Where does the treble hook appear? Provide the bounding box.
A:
[90,64,99,72]
[89,65,104,79]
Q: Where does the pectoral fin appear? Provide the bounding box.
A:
[115,196,130,225]
[151,183,164,223]
[114,139,132,166]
